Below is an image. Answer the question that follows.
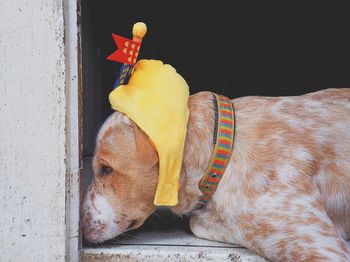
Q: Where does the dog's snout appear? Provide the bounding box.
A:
[83,218,108,243]
[82,188,119,243]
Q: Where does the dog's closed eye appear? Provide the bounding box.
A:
[101,165,113,175]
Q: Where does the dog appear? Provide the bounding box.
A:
[83,88,350,261]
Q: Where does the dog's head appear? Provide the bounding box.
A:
[82,112,159,243]
[82,91,213,243]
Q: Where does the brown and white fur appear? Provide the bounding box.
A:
[83,88,350,261]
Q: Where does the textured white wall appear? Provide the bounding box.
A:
[0,0,79,261]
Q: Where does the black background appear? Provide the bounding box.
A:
[82,0,350,155]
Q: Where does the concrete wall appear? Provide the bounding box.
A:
[0,0,80,261]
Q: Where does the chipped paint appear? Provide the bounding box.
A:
[63,0,82,261]
[0,0,81,261]
[82,245,269,262]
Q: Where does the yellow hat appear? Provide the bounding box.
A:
[109,59,189,206]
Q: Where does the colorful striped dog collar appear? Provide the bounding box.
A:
[197,94,235,207]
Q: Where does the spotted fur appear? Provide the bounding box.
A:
[83,88,350,261]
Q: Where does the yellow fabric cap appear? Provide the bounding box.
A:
[109,60,189,206]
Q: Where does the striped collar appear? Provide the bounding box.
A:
[197,94,235,208]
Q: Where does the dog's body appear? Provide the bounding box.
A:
[83,88,350,261]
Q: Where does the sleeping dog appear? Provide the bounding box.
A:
[83,88,350,261]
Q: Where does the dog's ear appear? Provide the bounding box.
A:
[132,121,159,171]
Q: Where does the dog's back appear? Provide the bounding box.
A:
[193,88,348,260]
[231,88,350,239]
[304,89,350,239]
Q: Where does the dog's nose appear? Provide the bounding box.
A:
[82,217,108,243]
[81,188,119,243]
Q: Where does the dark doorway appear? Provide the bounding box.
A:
[82,1,350,157]
[81,0,350,246]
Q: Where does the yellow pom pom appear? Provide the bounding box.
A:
[132,22,147,38]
